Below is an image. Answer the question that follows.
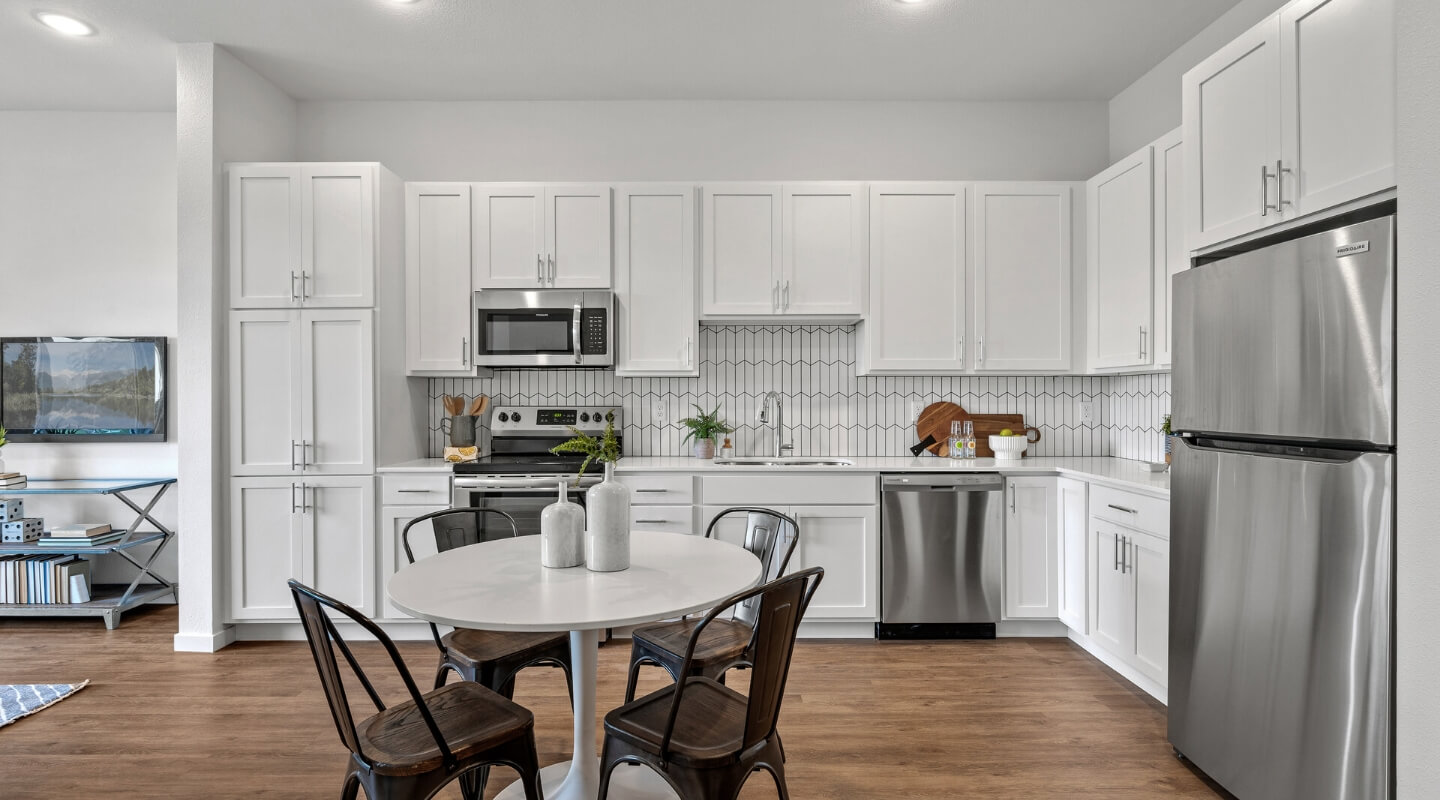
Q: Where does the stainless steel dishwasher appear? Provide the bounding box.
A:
[878,473,1004,639]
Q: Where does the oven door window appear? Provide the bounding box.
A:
[478,310,575,356]
[456,488,586,538]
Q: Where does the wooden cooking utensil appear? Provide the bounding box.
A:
[471,395,490,417]
[910,401,965,456]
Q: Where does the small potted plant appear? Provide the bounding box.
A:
[679,404,733,459]
[551,422,630,572]
[1162,414,1174,464]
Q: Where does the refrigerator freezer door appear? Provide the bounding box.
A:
[1169,438,1393,800]
[1173,215,1394,446]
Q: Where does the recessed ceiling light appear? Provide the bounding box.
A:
[35,11,95,36]
[896,0,927,4]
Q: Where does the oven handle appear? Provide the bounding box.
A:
[454,475,601,491]
[573,304,583,366]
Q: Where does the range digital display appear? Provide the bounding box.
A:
[536,409,577,426]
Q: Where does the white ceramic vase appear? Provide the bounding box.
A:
[692,438,715,459]
[540,480,585,568]
[585,461,631,572]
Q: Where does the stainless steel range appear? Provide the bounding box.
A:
[451,405,622,538]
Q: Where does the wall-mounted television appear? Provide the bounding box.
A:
[0,337,167,442]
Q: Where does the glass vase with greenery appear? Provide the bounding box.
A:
[679,404,732,459]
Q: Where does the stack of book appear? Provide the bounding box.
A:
[39,523,121,547]
[0,473,27,490]
[0,554,91,603]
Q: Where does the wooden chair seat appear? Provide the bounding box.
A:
[604,677,748,768]
[441,629,571,669]
[631,617,751,668]
[355,681,535,777]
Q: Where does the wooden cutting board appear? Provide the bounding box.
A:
[911,404,1042,457]
[910,401,965,456]
[965,414,1041,457]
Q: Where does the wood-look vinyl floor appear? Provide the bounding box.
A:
[0,606,1224,799]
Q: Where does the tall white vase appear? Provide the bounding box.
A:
[540,480,585,568]
[585,462,631,572]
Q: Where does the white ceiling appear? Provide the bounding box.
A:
[0,0,1242,111]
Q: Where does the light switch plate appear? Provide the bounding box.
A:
[1079,400,1095,425]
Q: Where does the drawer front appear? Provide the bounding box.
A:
[1089,483,1168,537]
[630,505,697,536]
[381,473,453,506]
[615,473,695,505]
[701,474,878,507]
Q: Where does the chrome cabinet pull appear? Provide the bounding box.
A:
[1139,325,1147,359]
[291,483,300,514]
[291,271,300,301]
[978,338,986,365]
[1114,535,1121,571]
[1107,503,1137,514]
[1261,164,1279,216]
[462,337,469,366]
[686,336,693,368]
[537,254,544,284]
[634,488,668,494]
[634,519,670,525]
[303,483,314,513]
[772,281,780,312]
[1009,485,1016,513]
[396,489,434,494]
[782,280,790,310]
[1122,536,1131,574]
[958,335,964,367]
[303,271,312,299]
[548,254,556,284]
[302,441,312,470]
[290,439,299,471]
[1276,159,1291,208]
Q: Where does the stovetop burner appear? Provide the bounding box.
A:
[453,404,623,476]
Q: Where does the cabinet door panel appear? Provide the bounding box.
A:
[1088,151,1154,369]
[474,185,545,288]
[1057,478,1089,632]
[1153,130,1185,368]
[546,185,612,288]
[306,478,377,617]
[974,183,1071,371]
[1089,519,1132,654]
[230,166,301,308]
[862,184,967,372]
[1004,478,1059,619]
[702,185,782,315]
[792,505,878,620]
[406,183,473,375]
[301,311,374,474]
[1130,530,1170,686]
[615,185,697,375]
[1280,0,1395,217]
[302,166,374,307]
[230,311,302,475]
[782,184,864,316]
[379,505,447,620]
[229,478,303,621]
[1184,15,1282,250]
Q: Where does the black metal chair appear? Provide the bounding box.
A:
[599,567,824,800]
[624,507,800,702]
[288,579,543,800]
[402,507,575,699]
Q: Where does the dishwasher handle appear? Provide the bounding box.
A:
[882,474,1003,492]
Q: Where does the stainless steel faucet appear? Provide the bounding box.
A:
[757,391,793,458]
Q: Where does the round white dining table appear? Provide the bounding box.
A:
[387,530,763,800]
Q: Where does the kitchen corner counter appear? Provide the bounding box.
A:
[377,458,455,474]
[614,456,1169,496]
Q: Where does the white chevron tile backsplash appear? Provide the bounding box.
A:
[428,326,1170,461]
[1106,372,1173,462]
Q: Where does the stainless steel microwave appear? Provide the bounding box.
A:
[473,289,614,368]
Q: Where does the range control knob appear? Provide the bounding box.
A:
[579,412,591,423]
[497,412,510,423]
[605,410,616,423]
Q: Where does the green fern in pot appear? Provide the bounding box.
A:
[549,421,621,478]
[679,404,732,459]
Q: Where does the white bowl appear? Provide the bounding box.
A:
[989,435,1028,460]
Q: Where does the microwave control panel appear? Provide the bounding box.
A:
[581,308,608,355]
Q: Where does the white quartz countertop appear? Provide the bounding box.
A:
[614,456,1170,496]
[377,458,454,473]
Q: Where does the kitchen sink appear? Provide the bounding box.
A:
[714,458,856,467]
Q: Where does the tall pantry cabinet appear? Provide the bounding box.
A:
[225,163,426,623]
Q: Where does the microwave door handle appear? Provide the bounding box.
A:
[573,305,583,365]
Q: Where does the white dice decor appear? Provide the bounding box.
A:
[2,517,43,543]
[0,498,24,522]
[585,462,631,572]
[540,480,585,569]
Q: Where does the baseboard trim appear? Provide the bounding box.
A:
[1067,628,1168,704]
[232,619,437,642]
[997,618,1070,637]
[173,627,237,653]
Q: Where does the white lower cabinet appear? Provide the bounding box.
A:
[229,476,376,621]
[1087,505,1170,688]
[1056,477,1089,632]
[1003,477,1059,619]
[379,503,447,620]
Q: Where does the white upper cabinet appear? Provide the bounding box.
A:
[1003,477,1059,620]
[859,183,967,374]
[230,163,376,309]
[1184,0,1393,251]
[1088,149,1155,370]
[546,184,613,289]
[702,183,864,318]
[1184,16,1282,251]
[1279,0,1395,217]
[973,183,1072,372]
[781,183,866,316]
[405,183,474,376]
[702,184,783,315]
[473,184,547,288]
[615,184,698,376]
[1152,130,1185,369]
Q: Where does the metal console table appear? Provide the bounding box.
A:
[0,478,177,629]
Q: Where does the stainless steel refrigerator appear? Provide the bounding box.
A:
[1169,213,1394,800]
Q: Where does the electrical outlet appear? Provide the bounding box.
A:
[910,399,925,423]
[652,399,666,425]
[1079,400,1095,425]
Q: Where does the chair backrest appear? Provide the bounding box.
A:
[289,579,456,771]
[704,507,800,626]
[401,506,520,564]
[660,567,824,759]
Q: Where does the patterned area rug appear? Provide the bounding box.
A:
[0,682,88,728]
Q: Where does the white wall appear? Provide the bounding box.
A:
[1107,0,1289,161]
[296,100,1110,181]
[0,110,178,583]
[175,43,296,652]
[1396,0,1440,793]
